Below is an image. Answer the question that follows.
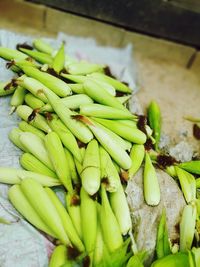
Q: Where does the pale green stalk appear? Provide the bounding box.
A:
[129,144,145,177]
[19,48,53,64]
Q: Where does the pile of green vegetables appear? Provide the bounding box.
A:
[0,38,200,267]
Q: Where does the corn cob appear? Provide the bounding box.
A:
[20,153,57,178]
[66,62,104,75]
[47,115,82,163]
[175,167,196,203]
[52,43,65,73]
[19,131,54,170]
[99,146,121,192]
[80,103,134,119]
[44,132,73,193]
[0,81,16,96]
[19,66,71,97]
[147,100,161,151]
[93,203,104,265]
[81,139,100,195]
[151,252,189,267]
[67,83,84,94]
[24,93,45,109]
[19,48,53,64]
[180,203,196,252]
[8,184,56,237]
[88,72,132,93]
[117,119,137,128]
[0,47,27,61]
[64,149,79,185]
[17,75,48,102]
[16,105,51,133]
[66,192,82,239]
[100,186,123,252]
[179,160,200,175]
[129,144,145,177]
[109,183,132,235]
[91,78,116,96]
[94,117,146,144]
[43,86,93,143]
[83,79,128,110]
[74,116,132,169]
[10,86,26,113]
[0,167,60,186]
[61,73,86,83]
[156,209,171,259]
[45,187,84,252]
[20,178,69,244]
[80,187,97,263]
[8,128,27,151]
[33,39,53,55]
[49,245,67,267]
[143,152,160,206]
[19,121,46,140]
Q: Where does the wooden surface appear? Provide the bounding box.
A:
[0,0,200,153]
[28,0,200,47]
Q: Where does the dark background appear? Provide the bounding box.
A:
[28,0,200,48]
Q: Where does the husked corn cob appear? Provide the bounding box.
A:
[100,186,123,252]
[19,131,54,171]
[20,178,69,245]
[16,105,51,133]
[81,139,101,195]
[8,184,56,237]
[45,187,84,252]
[80,187,97,263]
[44,132,73,193]
[0,167,60,186]
[64,149,79,185]
[10,86,26,113]
[19,121,46,140]
[47,115,82,163]
[20,153,57,178]
[66,62,104,75]
[24,93,45,109]
[9,128,28,152]
[129,144,145,177]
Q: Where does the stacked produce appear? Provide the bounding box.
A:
[0,39,199,267]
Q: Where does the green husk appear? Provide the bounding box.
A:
[175,167,196,203]
[129,144,145,177]
[143,152,160,206]
[151,252,189,267]
[64,149,79,185]
[8,128,27,151]
[75,116,132,169]
[19,66,71,97]
[68,83,84,94]
[156,209,171,259]
[33,39,53,55]
[49,245,67,267]
[80,104,134,119]
[44,132,73,193]
[20,152,57,178]
[147,100,161,151]
[19,48,53,64]
[94,117,146,144]
[47,115,82,163]
[0,47,27,61]
[24,93,45,109]
[52,43,65,73]
[179,160,200,175]
[81,139,101,195]
[10,86,26,112]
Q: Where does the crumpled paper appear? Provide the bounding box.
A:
[0,30,138,267]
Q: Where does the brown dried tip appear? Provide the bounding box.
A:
[101,177,110,186]
[120,171,129,182]
[6,60,15,69]
[4,78,17,90]
[28,109,39,122]
[137,115,147,134]
[144,138,154,151]
[76,139,87,148]
[83,255,91,267]
[119,172,128,185]
[16,43,33,50]
[70,194,80,206]
[193,124,200,140]
[103,66,115,78]
[157,154,177,169]
[115,91,126,97]
[71,115,93,126]
[67,245,81,260]
[44,112,53,121]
